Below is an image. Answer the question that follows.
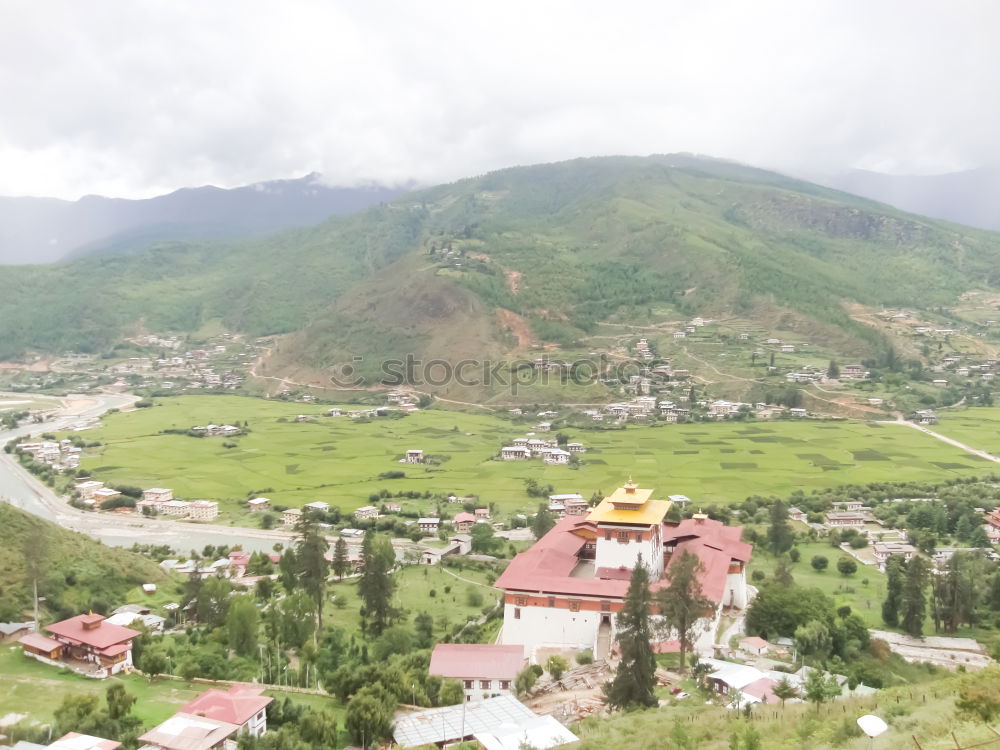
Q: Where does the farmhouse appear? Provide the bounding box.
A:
[542,448,571,465]
[354,505,379,520]
[418,517,441,535]
[142,488,173,503]
[501,445,530,460]
[567,442,585,453]
[138,713,240,750]
[48,733,121,750]
[405,449,424,463]
[188,501,219,521]
[384,502,402,513]
[739,636,771,656]
[549,494,587,517]
[475,508,491,520]
[453,512,476,532]
[246,497,270,512]
[159,500,191,517]
[873,542,916,570]
[428,644,526,701]
[825,512,865,527]
[787,507,808,522]
[281,508,302,526]
[179,684,273,737]
[21,613,139,677]
[497,481,751,662]
[840,364,868,379]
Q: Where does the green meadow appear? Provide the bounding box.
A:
[70,396,992,521]
[934,406,1000,455]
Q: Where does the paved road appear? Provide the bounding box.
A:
[0,392,297,553]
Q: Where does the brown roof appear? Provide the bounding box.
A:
[180,685,272,726]
[19,632,63,652]
[45,614,139,649]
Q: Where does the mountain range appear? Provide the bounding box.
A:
[2,155,999,401]
[0,174,403,264]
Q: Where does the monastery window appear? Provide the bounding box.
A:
[500,680,511,690]
[547,596,556,607]
[514,608,521,619]
[604,530,612,541]
[634,531,644,542]
[616,530,629,544]
[515,596,528,607]
[463,680,473,689]
[568,600,581,612]
[480,680,491,690]
[600,600,611,612]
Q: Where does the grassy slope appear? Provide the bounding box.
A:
[69,395,988,519]
[0,503,167,619]
[4,156,1000,398]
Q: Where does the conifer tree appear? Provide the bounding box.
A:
[295,512,330,633]
[902,555,930,637]
[605,556,657,710]
[881,554,905,627]
[767,500,794,556]
[657,550,710,674]
[332,536,349,580]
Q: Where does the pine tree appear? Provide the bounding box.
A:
[902,556,930,637]
[332,536,349,580]
[881,554,905,627]
[656,550,711,674]
[358,531,397,635]
[295,513,330,634]
[605,557,657,710]
[767,500,794,556]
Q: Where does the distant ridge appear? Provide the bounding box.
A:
[0,173,405,264]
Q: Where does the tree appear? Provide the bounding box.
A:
[605,557,657,710]
[767,500,794,556]
[139,646,168,680]
[803,669,840,710]
[902,555,930,637]
[299,711,339,747]
[546,655,568,681]
[794,620,832,661]
[836,558,857,577]
[345,687,393,746]
[656,550,711,674]
[414,612,435,649]
[810,555,828,572]
[530,503,556,539]
[773,677,798,708]
[789,547,801,563]
[332,536,350,580]
[358,531,398,636]
[827,360,840,379]
[106,683,136,721]
[279,547,298,592]
[227,595,259,657]
[515,665,538,696]
[773,558,795,587]
[438,673,466,706]
[882,554,906,627]
[470,522,499,554]
[295,513,330,634]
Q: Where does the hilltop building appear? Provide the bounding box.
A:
[496,481,751,662]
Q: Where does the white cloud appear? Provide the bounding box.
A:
[0,0,997,198]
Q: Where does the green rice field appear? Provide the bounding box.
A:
[68,396,995,521]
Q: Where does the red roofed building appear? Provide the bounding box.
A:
[428,644,526,701]
[453,512,476,533]
[496,482,751,663]
[49,732,121,750]
[180,684,273,737]
[24,613,140,676]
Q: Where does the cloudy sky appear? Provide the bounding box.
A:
[1,0,997,199]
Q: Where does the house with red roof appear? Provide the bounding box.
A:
[428,644,526,701]
[49,732,121,750]
[453,512,476,533]
[496,482,751,663]
[179,684,273,737]
[19,613,140,677]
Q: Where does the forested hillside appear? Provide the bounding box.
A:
[0,503,166,621]
[2,155,999,381]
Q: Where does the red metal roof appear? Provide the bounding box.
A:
[741,677,780,703]
[429,644,525,680]
[454,512,476,524]
[45,615,139,649]
[740,636,770,650]
[180,685,272,726]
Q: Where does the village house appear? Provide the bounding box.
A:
[872,542,916,570]
[543,448,571,465]
[383,502,402,513]
[418,517,441,535]
[739,636,771,656]
[497,481,751,662]
[429,644,526,701]
[787,507,808,523]
[840,364,868,379]
[92,487,122,505]
[246,497,270,512]
[405,449,424,464]
[453,512,476,533]
[354,505,379,521]
[303,501,329,514]
[142,488,173,504]
[138,712,240,750]
[673,330,687,339]
[179,684,273,738]
[188,501,219,521]
[0,621,34,642]
[159,500,191,517]
[501,445,530,460]
[475,508,491,521]
[833,501,865,512]
[825,511,865,528]
[48,732,121,749]
[281,508,302,526]
[20,613,139,677]
[567,442,585,453]
[536,422,551,432]
[738,332,750,341]
[780,344,796,353]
